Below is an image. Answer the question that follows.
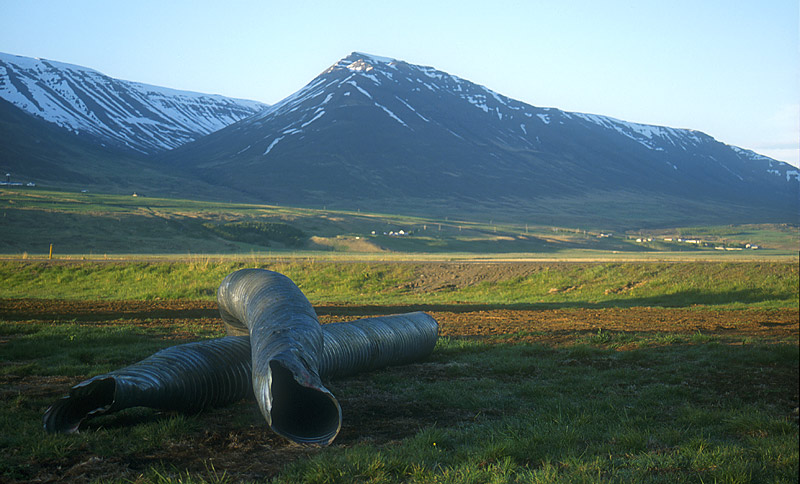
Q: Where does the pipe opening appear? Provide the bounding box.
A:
[44,377,116,433]
[269,361,341,445]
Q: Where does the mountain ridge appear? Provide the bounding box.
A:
[160,52,798,226]
[0,52,268,154]
[2,51,797,228]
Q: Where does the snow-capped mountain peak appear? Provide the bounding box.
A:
[0,52,268,154]
[164,51,797,227]
[322,52,399,74]
[250,52,749,166]
[4,50,794,226]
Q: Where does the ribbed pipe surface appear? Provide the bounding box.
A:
[216,268,339,445]
[320,312,439,379]
[43,269,439,445]
[43,336,252,434]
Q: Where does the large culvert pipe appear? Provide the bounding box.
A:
[43,336,253,434]
[42,314,438,438]
[216,268,339,445]
[44,269,439,444]
[320,312,439,379]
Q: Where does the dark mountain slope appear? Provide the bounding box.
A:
[0,97,252,200]
[161,53,798,227]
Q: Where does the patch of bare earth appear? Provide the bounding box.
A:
[1,298,797,482]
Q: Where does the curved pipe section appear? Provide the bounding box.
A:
[216,268,340,445]
[43,269,439,445]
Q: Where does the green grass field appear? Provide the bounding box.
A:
[3,324,796,483]
[1,185,798,482]
[0,260,798,482]
[2,188,798,258]
[1,260,797,309]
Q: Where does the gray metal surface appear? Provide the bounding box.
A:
[43,269,439,445]
[216,268,340,445]
[43,335,252,434]
[319,312,439,379]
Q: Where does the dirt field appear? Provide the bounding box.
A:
[2,298,797,343]
[1,298,798,482]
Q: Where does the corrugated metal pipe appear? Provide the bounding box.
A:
[42,336,253,434]
[216,268,339,444]
[43,269,438,446]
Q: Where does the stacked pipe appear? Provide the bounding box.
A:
[43,269,439,445]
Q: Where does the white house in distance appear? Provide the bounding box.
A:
[1,173,34,187]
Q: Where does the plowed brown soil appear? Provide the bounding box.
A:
[1,298,797,483]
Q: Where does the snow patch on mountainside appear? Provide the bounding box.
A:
[176,50,797,200]
[731,146,800,181]
[573,112,704,152]
[346,80,373,99]
[375,102,408,127]
[0,52,267,154]
[395,96,429,122]
[263,136,284,155]
[301,109,326,128]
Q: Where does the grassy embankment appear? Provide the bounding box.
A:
[1,260,797,308]
[1,262,798,482]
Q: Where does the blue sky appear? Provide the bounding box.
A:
[1,0,798,166]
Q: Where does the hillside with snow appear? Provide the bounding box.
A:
[162,52,798,226]
[0,52,267,154]
[2,50,796,227]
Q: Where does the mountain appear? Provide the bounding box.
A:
[162,52,799,227]
[0,96,260,200]
[0,52,267,155]
[3,51,797,228]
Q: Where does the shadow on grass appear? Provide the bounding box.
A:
[1,286,794,324]
[31,339,799,453]
[0,299,219,322]
[316,288,796,315]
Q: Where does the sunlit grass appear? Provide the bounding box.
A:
[2,260,796,308]
[0,257,797,482]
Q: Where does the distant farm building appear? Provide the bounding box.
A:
[0,173,32,187]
